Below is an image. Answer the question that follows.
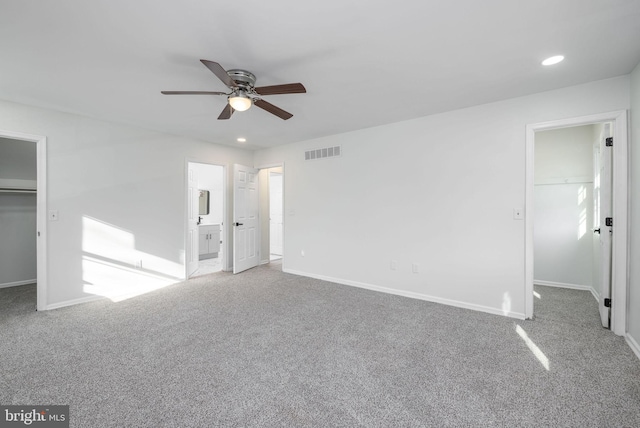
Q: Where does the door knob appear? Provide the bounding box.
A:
[593,228,601,234]
[234,222,244,226]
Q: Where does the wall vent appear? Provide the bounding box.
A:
[304,146,341,161]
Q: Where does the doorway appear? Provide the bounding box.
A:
[532,123,609,320]
[185,162,225,278]
[525,111,628,335]
[258,165,284,268]
[0,130,47,311]
[269,170,283,261]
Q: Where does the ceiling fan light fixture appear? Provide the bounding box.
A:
[229,93,252,111]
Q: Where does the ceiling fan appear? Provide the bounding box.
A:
[161,59,306,120]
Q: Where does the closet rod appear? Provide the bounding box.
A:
[0,188,37,194]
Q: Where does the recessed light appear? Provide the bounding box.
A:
[542,55,564,66]
[237,137,246,143]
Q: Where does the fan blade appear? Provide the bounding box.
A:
[161,91,227,95]
[254,99,293,120]
[254,83,306,96]
[200,60,236,88]
[217,104,234,120]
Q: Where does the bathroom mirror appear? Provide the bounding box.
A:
[198,190,210,215]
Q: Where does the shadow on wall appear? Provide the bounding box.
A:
[81,216,182,302]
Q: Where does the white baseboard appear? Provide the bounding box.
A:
[44,294,104,311]
[626,334,640,362]
[284,268,525,320]
[0,279,36,289]
[534,280,599,302]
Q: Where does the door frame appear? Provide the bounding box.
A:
[0,129,48,311]
[184,160,227,279]
[525,110,628,335]
[257,162,285,268]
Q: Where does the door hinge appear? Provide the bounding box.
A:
[604,298,611,308]
[605,217,613,227]
[605,137,613,146]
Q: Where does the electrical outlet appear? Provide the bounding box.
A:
[412,263,419,273]
[391,260,398,270]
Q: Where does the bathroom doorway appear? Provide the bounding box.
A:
[186,162,225,278]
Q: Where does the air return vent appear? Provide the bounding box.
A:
[304,146,341,161]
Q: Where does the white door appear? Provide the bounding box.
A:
[595,124,613,328]
[233,164,259,274]
[269,172,283,256]
[187,164,199,277]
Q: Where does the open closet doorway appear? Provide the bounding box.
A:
[532,124,609,320]
[0,130,47,311]
[525,110,628,335]
[186,162,225,278]
[258,165,284,268]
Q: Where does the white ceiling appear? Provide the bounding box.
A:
[1,0,639,150]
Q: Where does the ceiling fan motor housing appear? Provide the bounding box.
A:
[226,69,256,88]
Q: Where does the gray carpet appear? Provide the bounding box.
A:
[1,266,639,427]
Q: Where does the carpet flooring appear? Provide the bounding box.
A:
[1,265,639,427]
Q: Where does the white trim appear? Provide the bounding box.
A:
[626,334,640,362]
[0,129,47,311]
[534,280,591,291]
[0,279,37,289]
[284,268,526,320]
[534,280,599,302]
[525,110,628,336]
[45,294,104,311]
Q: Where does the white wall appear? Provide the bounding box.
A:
[629,62,640,352]
[0,99,252,307]
[0,137,36,180]
[254,76,630,319]
[0,138,37,287]
[533,125,595,290]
